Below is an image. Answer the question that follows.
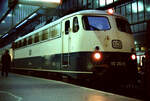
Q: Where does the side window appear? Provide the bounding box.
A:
[34,33,40,43]
[42,29,48,40]
[23,38,27,46]
[73,17,79,32]
[15,42,18,48]
[12,42,15,49]
[51,26,57,38]
[65,20,70,34]
[49,24,60,39]
[28,36,33,45]
[16,42,19,48]
[18,40,22,48]
[14,42,18,49]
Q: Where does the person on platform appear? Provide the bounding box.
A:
[1,50,11,77]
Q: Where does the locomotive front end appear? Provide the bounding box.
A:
[80,10,138,87]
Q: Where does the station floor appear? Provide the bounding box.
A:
[0,72,143,101]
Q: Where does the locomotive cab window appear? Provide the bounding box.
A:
[116,18,132,34]
[73,17,79,32]
[82,16,111,31]
[65,20,70,34]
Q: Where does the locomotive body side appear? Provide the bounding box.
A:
[10,10,137,86]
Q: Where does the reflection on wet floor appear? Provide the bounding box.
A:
[0,72,143,101]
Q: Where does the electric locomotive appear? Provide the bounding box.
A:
[2,9,138,86]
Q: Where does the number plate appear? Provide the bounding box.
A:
[112,40,122,49]
[110,61,126,67]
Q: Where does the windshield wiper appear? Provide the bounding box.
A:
[89,25,101,31]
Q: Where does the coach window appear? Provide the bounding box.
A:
[34,33,39,43]
[28,36,33,45]
[42,29,48,40]
[73,17,79,33]
[65,20,70,34]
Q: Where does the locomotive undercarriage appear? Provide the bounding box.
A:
[86,52,138,88]
[13,52,137,88]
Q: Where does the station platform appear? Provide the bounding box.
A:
[0,72,143,101]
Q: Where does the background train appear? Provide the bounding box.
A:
[0,9,138,87]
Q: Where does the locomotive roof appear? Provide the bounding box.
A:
[15,10,121,42]
[62,9,120,18]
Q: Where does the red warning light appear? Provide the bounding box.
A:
[131,54,137,60]
[107,8,114,15]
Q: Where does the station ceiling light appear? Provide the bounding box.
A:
[147,7,150,12]
[99,0,117,6]
[18,0,62,8]
[132,2,144,13]
[2,20,5,24]
[8,14,12,17]
[41,0,61,3]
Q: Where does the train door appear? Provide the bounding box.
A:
[61,18,72,68]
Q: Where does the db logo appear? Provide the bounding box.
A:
[112,40,122,49]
